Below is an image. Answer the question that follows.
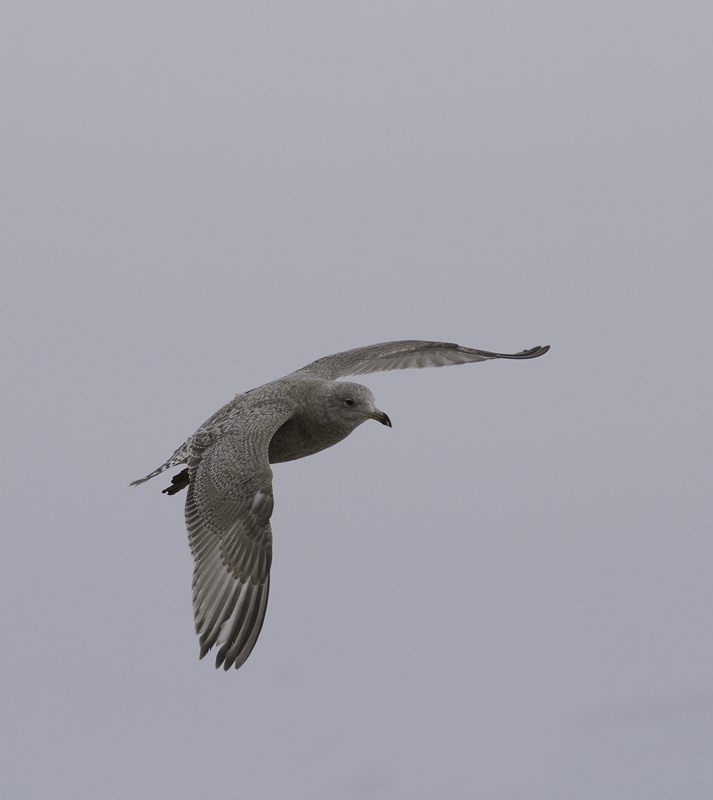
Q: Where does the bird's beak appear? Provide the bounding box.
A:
[370,408,392,427]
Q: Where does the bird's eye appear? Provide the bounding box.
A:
[345,398,354,406]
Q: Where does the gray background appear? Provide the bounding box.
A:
[1,2,710,798]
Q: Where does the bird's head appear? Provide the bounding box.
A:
[323,381,392,430]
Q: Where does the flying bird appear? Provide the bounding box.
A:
[132,339,549,670]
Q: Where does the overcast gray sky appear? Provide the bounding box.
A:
[1,2,711,799]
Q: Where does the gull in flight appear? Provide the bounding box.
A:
[132,340,549,670]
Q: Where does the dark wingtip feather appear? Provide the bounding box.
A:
[493,344,550,359]
[519,344,550,358]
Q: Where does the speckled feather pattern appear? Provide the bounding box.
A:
[131,340,549,669]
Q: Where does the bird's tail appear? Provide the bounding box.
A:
[130,442,189,487]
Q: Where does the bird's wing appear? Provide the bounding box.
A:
[294,340,550,380]
[186,410,291,670]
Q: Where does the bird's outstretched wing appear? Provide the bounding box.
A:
[186,413,289,670]
[294,340,550,380]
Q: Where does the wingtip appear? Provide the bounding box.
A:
[518,345,550,358]
[476,344,551,360]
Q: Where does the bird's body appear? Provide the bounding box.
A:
[132,339,549,669]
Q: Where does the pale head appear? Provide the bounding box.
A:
[322,381,392,430]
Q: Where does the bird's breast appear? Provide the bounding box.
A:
[267,415,352,463]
